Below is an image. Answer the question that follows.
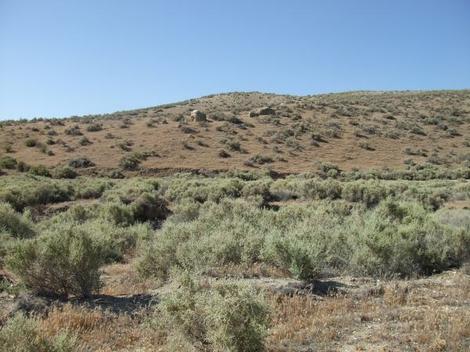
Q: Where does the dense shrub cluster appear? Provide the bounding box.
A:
[164,176,242,203]
[64,125,82,136]
[138,197,469,281]
[0,175,114,211]
[0,173,468,303]
[0,176,72,211]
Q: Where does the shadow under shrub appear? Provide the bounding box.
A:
[6,226,105,298]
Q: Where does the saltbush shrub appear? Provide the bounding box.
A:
[153,271,269,352]
[64,126,82,136]
[78,136,92,146]
[7,226,105,298]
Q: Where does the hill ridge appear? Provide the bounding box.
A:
[1,90,469,175]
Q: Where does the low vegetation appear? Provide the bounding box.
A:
[0,90,469,351]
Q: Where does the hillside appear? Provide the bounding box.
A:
[1,90,469,176]
[1,91,470,351]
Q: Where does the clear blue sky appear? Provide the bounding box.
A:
[1,0,469,119]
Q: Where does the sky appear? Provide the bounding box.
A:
[0,0,469,120]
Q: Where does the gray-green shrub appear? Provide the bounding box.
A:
[151,271,269,352]
[7,226,105,298]
[137,198,469,281]
[0,202,35,239]
[349,200,469,276]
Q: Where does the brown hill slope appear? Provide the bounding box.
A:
[1,90,469,175]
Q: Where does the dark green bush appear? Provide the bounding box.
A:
[78,136,92,146]
[86,123,102,132]
[64,125,82,136]
[119,154,141,170]
[0,156,17,169]
[53,167,78,179]
[130,193,171,223]
[68,158,95,169]
[24,138,37,147]
[100,193,170,226]
[29,165,51,177]
[248,154,273,165]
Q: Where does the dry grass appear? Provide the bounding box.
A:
[100,262,155,296]
[39,304,163,351]
[2,271,462,351]
[41,304,107,334]
[266,271,470,351]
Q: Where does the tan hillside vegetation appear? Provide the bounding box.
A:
[1,90,469,175]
